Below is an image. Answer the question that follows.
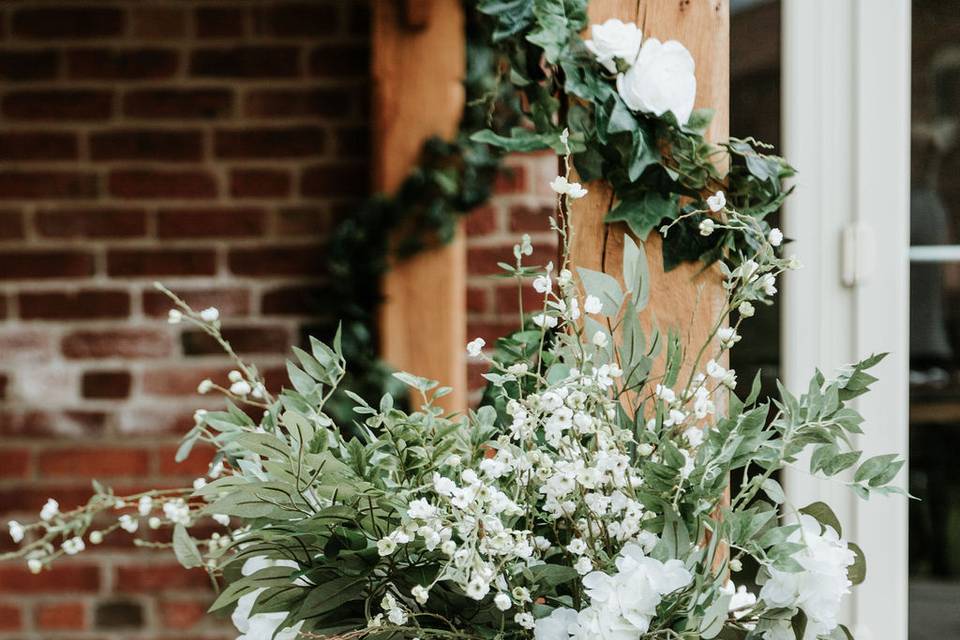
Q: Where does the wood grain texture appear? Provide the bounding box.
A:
[373,0,467,411]
[571,0,729,385]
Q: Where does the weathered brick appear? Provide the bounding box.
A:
[38,448,149,477]
[181,325,290,356]
[301,163,368,197]
[252,3,339,37]
[35,208,146,238]
[158,598,208,630]
[62,329,173,359]
[214,126,325,159]
[19,290,130,320]
[0,51,58,81]
[494,164,528,194]
[0,210,25,239]
[465,205,498,235]
[142,288,250,318]
[12,7,124,39]
[275,207,331,236]
[309,44,369,78]
[0,171,98,200]
[67,48,179,80]
[114,564,211,592]
[229,246,326,276]
[0,331,53,361]
[156,207,265,238]
[0,602,22,630]
[243,87,349,118]
[0,565,100,594]
[261,285,328,315]
[0,449,30,480]
[81,370,132,399]
[190,46,299,78]
[508,204,553,232]
[107,249,217,277]
[230,169,292,198]
[2,90,112,120]
[195,7,246,38]
[0,251,94,279]
[0,132,78,162]
[109,170,217,199]
[131,7,188,40]
[142,366,229,397]
[91,129,203,162]
[36,601,86,630]
[94,600,144,630]
[124,88,233,119]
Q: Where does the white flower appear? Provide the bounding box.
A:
[230,380,252,396]
[8,520,24,543]
[27,558,42,574]
[574,556,593,575]
[228,370,243,383]
[617,38,696,125]
[592,330,608,348]
[444,454,462,468]
[550,176,588,199]
[167,309,183,324]
[148,516,161,529]
[232,582,303,640]
[759,273,778,296]
[466,576,490,600]
[717,327,741,349]
[62,536,85,555]
[466,337,486,357]
[707,190,726,212]
[699,218,715,236]
[585,18,643,73]
[533,273,552,294]
[637,443,654,456]
[387,607,407,625]
[738,301,755,318]
[768,227,784,247]
[706,359,726,379]
[567,183,588,199]
[138,495,153,516]
[655,384,676,404]
[532,314,558,329]
[192,478,206,491]
[89,530,103,545]
[534,607,578,640]
[199,307,219,322]
[494,592,512,611]
[583,295,603,315]
[197,378,214,394]
[212,513,230,526]
[566,537,588,555]
[412,584,429,604]
[377,537,397,556]
[684,427,704,448]
[722,581,757,619]
[40,499,59,522]
[730,558,743,572]
[514,612,536,629]
[513,586,531,603]
[119,514,139,533]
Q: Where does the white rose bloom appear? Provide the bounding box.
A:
[534,607,579,640]
[616,38,696,125]
[585,18,643,73]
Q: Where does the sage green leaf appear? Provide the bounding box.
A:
[172,524,203,569]
[576,267,623,316]
[622,233,649,309]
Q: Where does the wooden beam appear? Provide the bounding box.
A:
[372,0,467,410]
[570,0,729,385]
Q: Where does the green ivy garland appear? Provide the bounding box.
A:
[325,0,794,419]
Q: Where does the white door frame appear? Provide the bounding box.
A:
[781,1,911,638]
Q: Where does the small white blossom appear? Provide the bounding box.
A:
[377,537,397,556]
[549,176,588,199]
[27,558,42,574]
[197,379,214,394]
[119,514,139,533]
[591,330,608,348]
[230,380,252,396]
[89,531,103,545]
[493,592,512,611]
[738,301,755,317]
[717,327,741,349]
[574,556,593,575]
[514,612,535,629]
[706,359,726,379]
[532,314,558,329]
[466,337,485,358]
[412,584,429,604]
[655,384,676,404]
[148,517,161,529]
[533,273,552,294]
[40,498,59,522]
[8,520,24,543]
[167,309,183,324]
[200,307,219,322]
[213,513,231,526]
[707,190,726,212]
[138,496,153,516]
[699,218,715,236]
[768,227,784,247]
[566,538,588,555]
[62,536,85,555]
[583,295,603,315]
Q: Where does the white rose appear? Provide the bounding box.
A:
[585,19,643,73]
[616,38,697,125]
[534,607,579,640]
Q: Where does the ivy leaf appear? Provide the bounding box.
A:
[799,501,843,537]
[470,128,552,152]
[605,191,678,240]
[476,0,534,41]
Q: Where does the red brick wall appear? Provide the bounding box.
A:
[0,2,556,638]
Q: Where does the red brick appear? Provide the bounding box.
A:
[230,169,291,198]
[94,600,144,629]
[243,87,349,118]
[301,163,368,198]
[2,90,112,120]
[0,410,107,440]
[467,321,520,348]
[12,7,124,39]
[157,444,217,477]
[109,170,217,199]
[494,165,528,194]
[114,564,210,592]
[0,171,98,200]
[334,125,368,158]
[158,598,208,630]
[81,370,132,399]
[229,246,326,276]
[181,326,289,356]
[252,3,339,37]
[309,44,368,78]
[468,361,490,392]
[0,565,100,594]
[142,366,229,397]
[468,243,555,276]
[466,205,498,235]
[495,284,547,315]
[261,285,327,315]
[0,51,58,81]
[190,47,299,78]
[0,251,94,279]
[67,48,179,80]
[0,373,7,400]
[0,331,52,361]
[124,89,232,119]
[276,207,331,236]
[107,249,217,277]
[143,288,251,318]
[19,290,130,320]
[35,208,146,238]
[62,329,172,359]
[38,448,149,478]
[509,204,554,232]
[467,286,489,314]
[0,449,30,479]
[91,129,203,162]
[0,484,95,515]
[214,126,325,159]
[131,7,187,40]
[36,601,86,630]
[156,207,265,238]
[115,409,194,437]
[0,602,22,630]
[0,210,24,239]
[195,7,246,38]
[0,132,77,161]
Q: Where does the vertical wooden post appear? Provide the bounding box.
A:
[570,0,729,381]
[372,0,467,410]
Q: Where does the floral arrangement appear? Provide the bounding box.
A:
[2,5,905,640]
